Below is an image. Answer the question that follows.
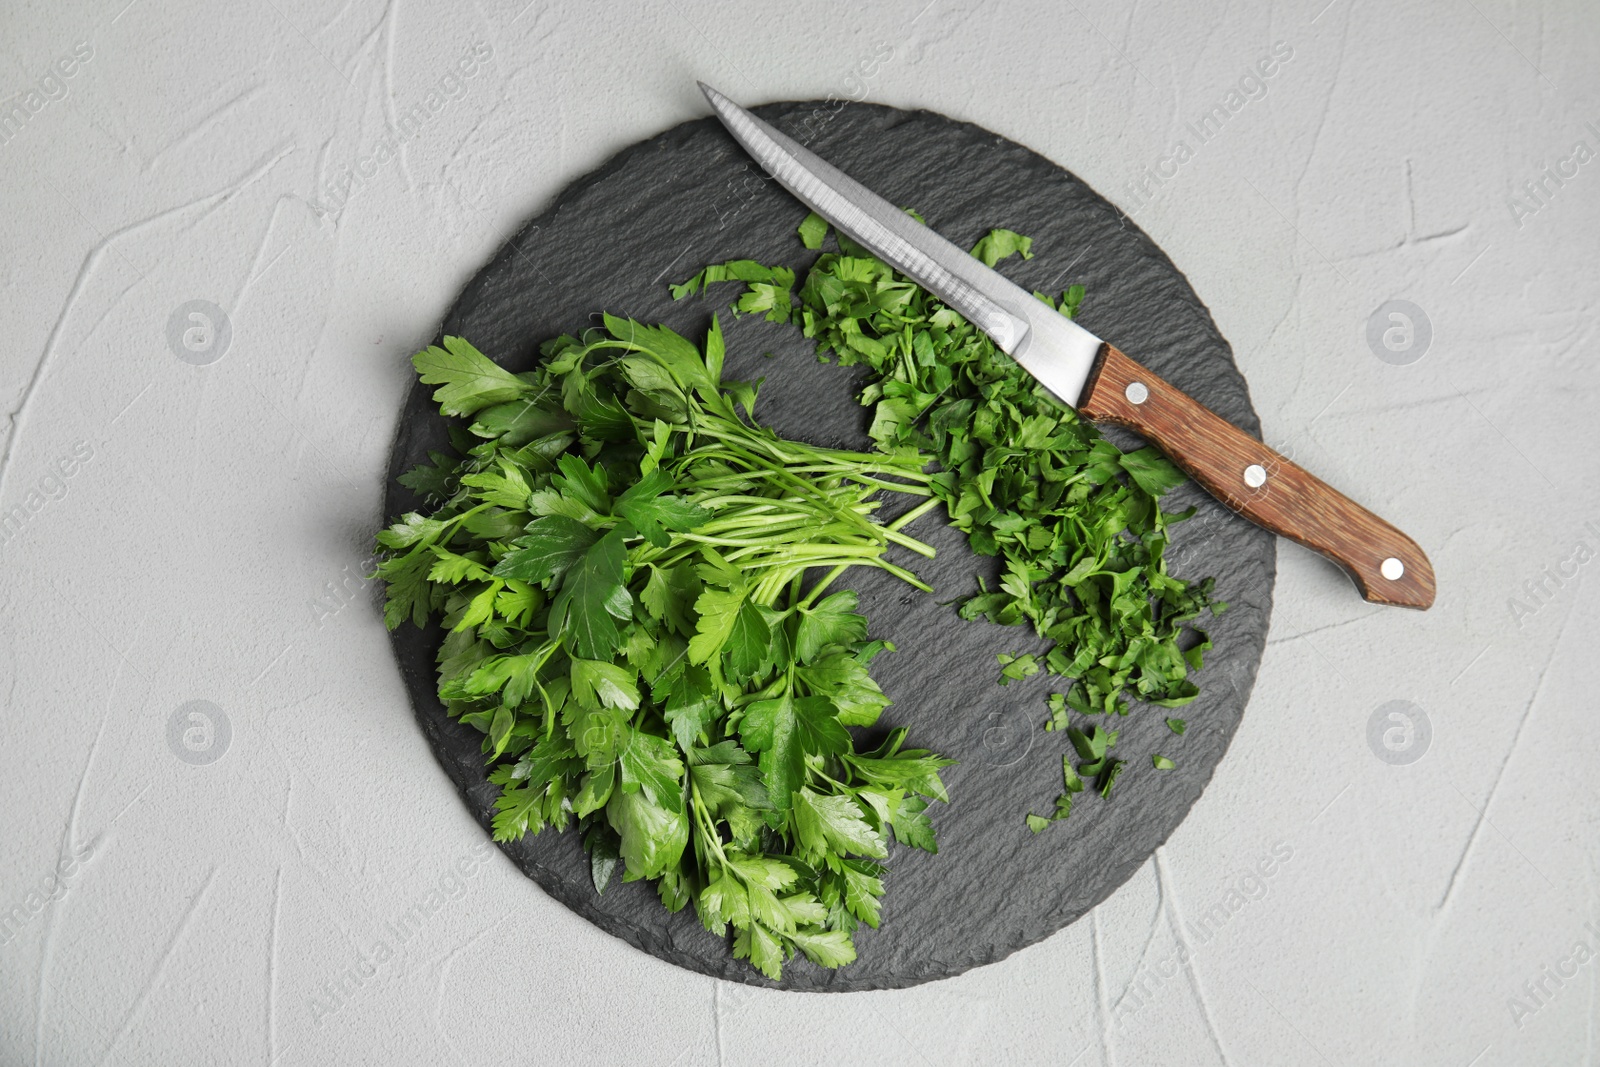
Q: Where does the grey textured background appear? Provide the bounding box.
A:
[2,1,1597,1064]
[386,99,1274,991]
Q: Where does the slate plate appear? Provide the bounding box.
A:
[385,100,1275,991]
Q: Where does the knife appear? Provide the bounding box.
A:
[698,83,1435,610]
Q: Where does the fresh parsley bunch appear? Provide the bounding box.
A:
[379,316,952,979]
[675,213,1224,830]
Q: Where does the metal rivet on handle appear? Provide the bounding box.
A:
[1243,464,1267,488]
[1381,557,1405,580]
[1125,381,1149,404]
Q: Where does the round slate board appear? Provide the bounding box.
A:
[385,100,1275,991]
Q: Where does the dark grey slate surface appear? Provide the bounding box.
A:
[383,100,1276,991]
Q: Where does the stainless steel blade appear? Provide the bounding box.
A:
[699,83,1106,406]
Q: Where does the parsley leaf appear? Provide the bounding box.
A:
[739,693,851,811]
[794,788,887,858]
[493,514,597,584]
[615,469,711,548]
[549,528,631,660]
[413,336,530,417]
[794,590,869,664]
[797,211,829,250]
[1119,447,1188,498]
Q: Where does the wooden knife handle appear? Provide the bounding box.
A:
[1078,344,1435,609]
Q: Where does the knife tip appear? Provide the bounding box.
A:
[697,81,727,108]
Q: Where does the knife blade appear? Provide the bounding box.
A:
[697,84,1434,610]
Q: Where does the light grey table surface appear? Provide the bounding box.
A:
[2,1,1596,1064]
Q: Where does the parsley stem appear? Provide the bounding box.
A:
[885,496,943,533]
[880,526,936,559]
[796,565,849,610]
[677,462,930,487]
[721,544,896,562]
[689,781,728,865]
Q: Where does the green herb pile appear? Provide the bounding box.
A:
[378,321,952,980]
[377,209,1226,981]
[674,213,1223,830]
